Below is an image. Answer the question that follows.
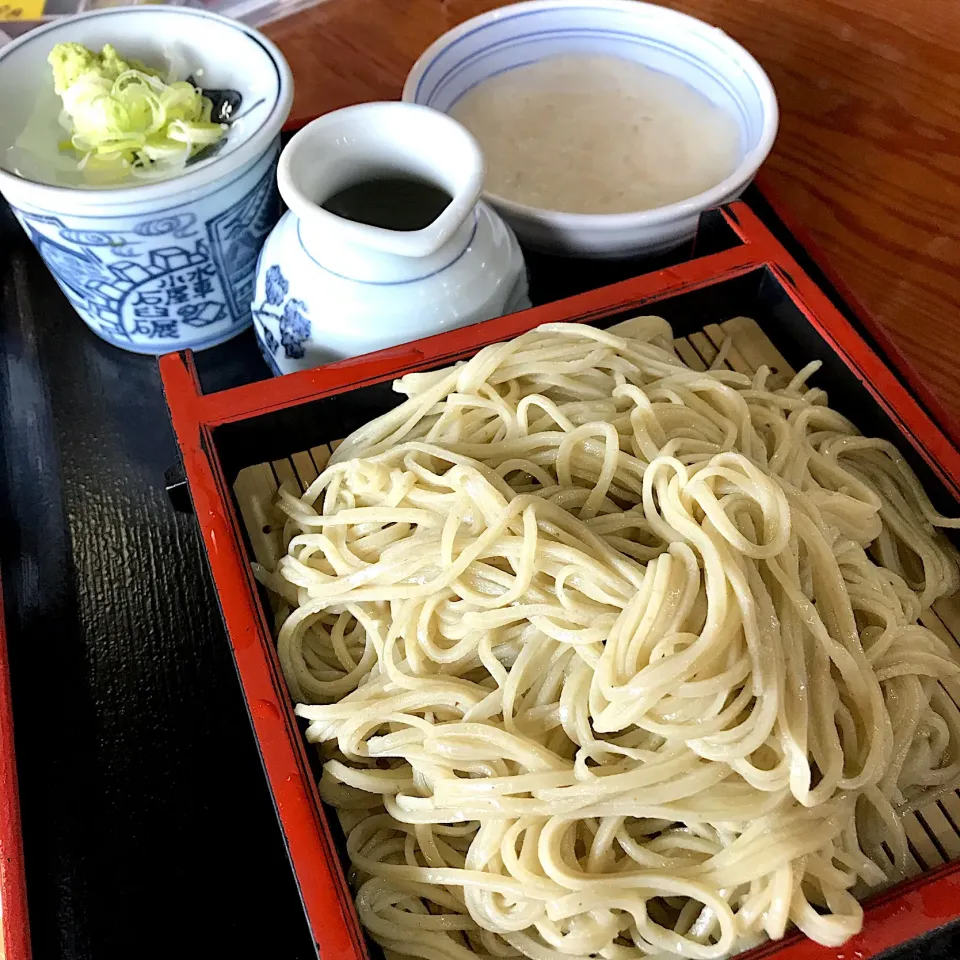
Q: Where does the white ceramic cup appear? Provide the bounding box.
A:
[403,0,778,259]
[0,6,293,353]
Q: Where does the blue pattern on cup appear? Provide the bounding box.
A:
[9,141,282,355]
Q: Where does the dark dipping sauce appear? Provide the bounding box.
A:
[321,176,453,231]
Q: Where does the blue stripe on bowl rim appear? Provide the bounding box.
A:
[413,4,765,107]
[425,28,757,137]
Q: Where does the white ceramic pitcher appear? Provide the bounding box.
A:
[251,101,529,375]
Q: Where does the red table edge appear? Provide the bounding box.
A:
[159,201,960,960]
[0,578,32,960]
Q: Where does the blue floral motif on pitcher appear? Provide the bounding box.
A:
[252,264,311,372]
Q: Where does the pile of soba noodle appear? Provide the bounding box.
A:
[258,319,960,960]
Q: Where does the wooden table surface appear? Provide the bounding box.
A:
[266,0,960,426]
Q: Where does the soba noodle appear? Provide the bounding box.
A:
[257,319,960,959]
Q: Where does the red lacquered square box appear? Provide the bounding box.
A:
[160,201,960,960]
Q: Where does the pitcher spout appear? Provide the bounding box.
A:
[277,101,484,260]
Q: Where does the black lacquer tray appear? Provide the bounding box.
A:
[2,165,960,960]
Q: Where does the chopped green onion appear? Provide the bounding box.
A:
[48,42,228,185]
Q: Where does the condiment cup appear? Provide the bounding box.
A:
[0,6,293,353]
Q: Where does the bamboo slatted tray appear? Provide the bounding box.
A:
[233,315,960,888]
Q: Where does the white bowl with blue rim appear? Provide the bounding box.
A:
[0,6,293,354]
[403,0,778,259]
